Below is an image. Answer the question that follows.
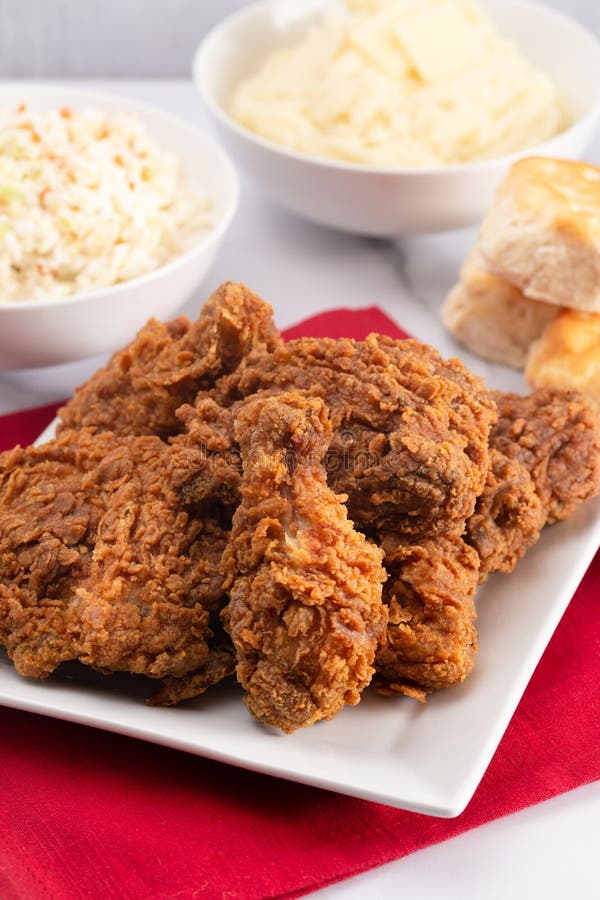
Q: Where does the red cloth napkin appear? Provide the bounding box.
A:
[0,400,63,451]
[0,307,598,900]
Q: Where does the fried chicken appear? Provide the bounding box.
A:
[220,392,387,732]
[171,396,245,511]
[374,535,479,699]
[491,388,600,524]
[466,448,544,580]
[170,391,482,703]
[58,282,282,440]
[8,280,600,724]
[167,335,492,705]
[178,334,496,537]
[109,328,600,708]
[148,644,236,706]
[466,387,600,580]
[0,429,228,684]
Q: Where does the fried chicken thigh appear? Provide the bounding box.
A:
[0,429,227,683]
[221,392,387,732]
[58,282,282,440]
[179,334,496,537]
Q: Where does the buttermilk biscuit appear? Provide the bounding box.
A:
[479,157,600,312]
[442,246,557,368]
[526,309,600,401]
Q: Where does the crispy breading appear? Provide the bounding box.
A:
[180,334,496,537]
[221,392,387,732]
[464,388,600,582]
[148,645,236,707]
[5,284,600,719]
[466,448,545,581]
[374,535,479,698]
[0,429,227,682]
[491,388,600,524]
[58,282,282,439]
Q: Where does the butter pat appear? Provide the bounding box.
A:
[394,1,483,82]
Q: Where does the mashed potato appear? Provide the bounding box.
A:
[231,0,568,168]
[0,105,212,302]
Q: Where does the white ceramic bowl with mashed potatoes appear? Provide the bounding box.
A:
[193,0,600,236]
[0,86,238,370]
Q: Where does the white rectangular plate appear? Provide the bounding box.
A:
[0,420,599,817]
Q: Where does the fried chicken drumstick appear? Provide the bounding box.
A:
[221,392,387,732]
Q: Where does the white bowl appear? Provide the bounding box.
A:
[0,86,239,370]
[193,0,600,237]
